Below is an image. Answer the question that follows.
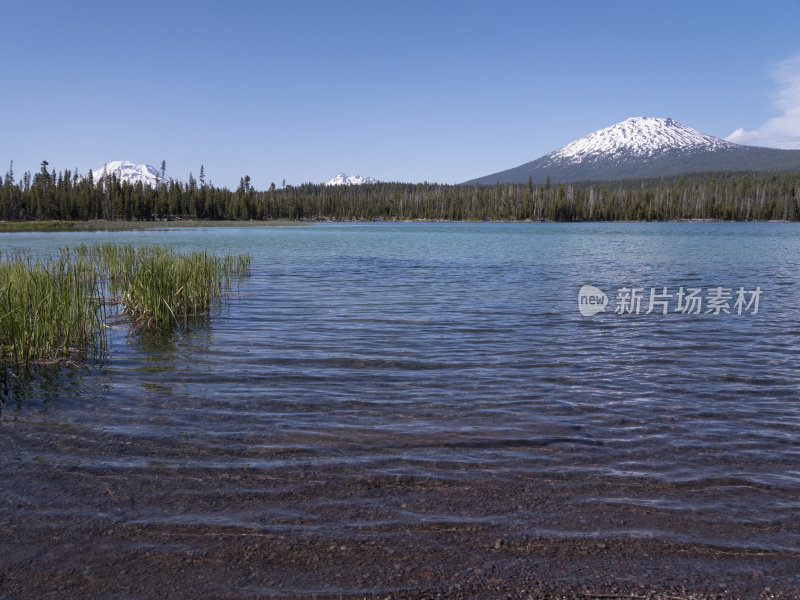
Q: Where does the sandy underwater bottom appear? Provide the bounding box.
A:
[2,421,798,600]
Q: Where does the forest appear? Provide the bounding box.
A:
[2,161,800,222]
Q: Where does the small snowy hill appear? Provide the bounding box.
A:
[89,161,170,186]
[324,173,378,186]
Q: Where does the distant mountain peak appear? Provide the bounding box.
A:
[324,172,378,186]
[90,160,170,187]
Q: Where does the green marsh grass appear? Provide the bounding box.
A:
[0,221,85,233]
[85,243,251,330]
[0,220,303,233]
[0,249,106,367]
[0,244,250,371]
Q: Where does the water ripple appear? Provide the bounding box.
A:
[3,222,800,553]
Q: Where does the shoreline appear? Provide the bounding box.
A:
[1,217,798,233]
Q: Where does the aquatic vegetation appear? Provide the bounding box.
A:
[90,243,250,330]
[0,249,106,367]
[0,220,303,233]
[0,221,85,232]
[0,244,250,370]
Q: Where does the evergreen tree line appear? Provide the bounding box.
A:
[2,161,800,222]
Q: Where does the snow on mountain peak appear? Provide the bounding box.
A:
[324,173,378,186]
[89,160,169,186]
[547,117,736,165]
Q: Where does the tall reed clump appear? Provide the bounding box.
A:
[95,244,251,330]
[0,244,250,370]
[0,249,107,367]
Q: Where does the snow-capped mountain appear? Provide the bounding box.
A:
[88,161,170,187]
[546,117,734,164]
[465,117,800,184]
[324,173,378,186]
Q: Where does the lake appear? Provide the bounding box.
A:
[1,222,799,598]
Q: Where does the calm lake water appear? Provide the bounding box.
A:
[2,222,800,583]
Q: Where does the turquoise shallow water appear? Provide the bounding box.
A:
[2,222,800,554]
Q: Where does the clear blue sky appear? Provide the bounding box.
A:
[3,0,800,189]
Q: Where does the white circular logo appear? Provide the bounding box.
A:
[578,285,608,316]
